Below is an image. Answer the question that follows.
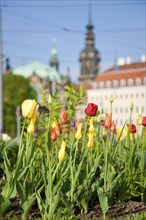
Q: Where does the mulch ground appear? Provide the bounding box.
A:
[2,198,146,220]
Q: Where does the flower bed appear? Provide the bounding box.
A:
[0,84,146,220]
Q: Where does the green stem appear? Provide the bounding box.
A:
[18,119,26,157]
[104,130,110,192]
[81,117,89,152]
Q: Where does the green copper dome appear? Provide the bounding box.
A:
[13,61,61,82]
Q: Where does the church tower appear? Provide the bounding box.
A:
[49,38,59,71]
[79,6,100,82]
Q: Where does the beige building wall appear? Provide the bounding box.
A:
[87,85,146,127]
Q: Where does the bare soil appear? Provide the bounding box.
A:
[2,198,146,220]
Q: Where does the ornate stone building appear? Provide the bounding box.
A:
[79,13,100,83]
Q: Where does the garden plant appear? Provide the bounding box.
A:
[0,84,146,220]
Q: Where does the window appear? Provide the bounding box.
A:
[135,77,142,85]
[99,81,105,88]
[93,82,98,89]
[113,80,119,88]
[136,107,139,113]
[125,107,128,113]
[106,80,112,88]
[120,79,126,87]
[128,78,134,86]
[141,106,144,113]
[144,77,146,85]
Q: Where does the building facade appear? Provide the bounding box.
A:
[86,58,146,127]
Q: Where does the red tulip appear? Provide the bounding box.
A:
[103,113,112,129]
[130,124,136,133]
[142,116,146,126]
[110,120,116,133]
[85,103,98,116]
[61,111,67,124]
[50,127,58,142]
[57,123,62,134]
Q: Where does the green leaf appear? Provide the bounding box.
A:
[139,152,146,172]
[16,181,26,204]
[97,187,109,215]
[0,194,11,216]
[21,193,36,219]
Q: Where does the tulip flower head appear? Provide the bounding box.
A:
[61,111,67,124]
[103,113,112,129]
[130,124,136,133]
[75,123,82,140]
[142,116,146,126]
[21,99,38,119]
[50,127,58,142]
[85,103,98,116]
[110,120,116,133]
[87,132,94,148]
[89,117,95,133]
[58,141,66,162]
[27,120,35,134]
[136,114,142,125]
[26,103,39,135]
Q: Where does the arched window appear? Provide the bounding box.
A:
[106,80,112,88]
[135,77,142,85]
[128,78,134,86]
[99,81,105,88]
[120,79,126,87]
[113,80,119,88]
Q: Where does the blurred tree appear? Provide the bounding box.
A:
[3,73,37,137]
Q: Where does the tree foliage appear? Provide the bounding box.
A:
[3,73,37,137]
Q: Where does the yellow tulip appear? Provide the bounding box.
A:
[87,132,94,148]
[21,99,38,119]
[27,120,35,134]
[89,118,94,133]
[58,141,66,162]
[27,105,39,135]
[75,123,82,140]
[136,114,142,125]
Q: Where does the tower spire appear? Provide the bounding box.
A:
[88,0,92,25]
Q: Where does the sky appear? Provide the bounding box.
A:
[1,0,146,82]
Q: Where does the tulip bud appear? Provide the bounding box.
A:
[27,120,35,134]
[48,94,52,104]
[130,102,134,110]
[58,141,66,162]
[89,118,94,133]
[109,95,114,103]
[75,123,82,140]
[87,132,94,148]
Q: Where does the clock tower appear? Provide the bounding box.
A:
[79,9,100,82]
